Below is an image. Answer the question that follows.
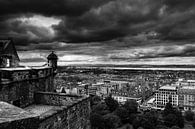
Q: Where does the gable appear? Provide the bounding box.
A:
[0,39,20,61]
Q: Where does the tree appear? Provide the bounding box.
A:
[128,113,137,124]
[184,110,194,121]
[164,114,178,128]
[144,111,158,127]
[92,103,109,115]
[132,117,141,129]
[171,126,180,129]
[133,111,158,129]
[163,102,184,128]
[193,119,195,128]
[103,113,120,129]
[114,107,129,124]
[90,113,105,129]
[175,110,184,128]
[105,95,119,112]
[91,95,101,107]
[123,100,138,114]
[163,102,175,117]
[156,125,169,129]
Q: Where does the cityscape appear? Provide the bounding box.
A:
[1,0,195,129]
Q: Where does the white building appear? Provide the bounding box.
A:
[155,85,178,108]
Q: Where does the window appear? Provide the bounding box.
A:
[6,58,10,67]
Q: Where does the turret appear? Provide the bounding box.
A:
[47,51,58,72]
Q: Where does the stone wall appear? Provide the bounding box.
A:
[0,117,39,129]
[35,92,91,129]
[0,67,54,108]
[0,101,39,129]
[34,92,82,106]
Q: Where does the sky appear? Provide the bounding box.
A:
[1,0,195,66]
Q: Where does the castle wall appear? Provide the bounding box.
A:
[0,67,54,108]
[0,116,39,129]
[35,92,82,106]
[0,101,39,129]
[33,92,90,129]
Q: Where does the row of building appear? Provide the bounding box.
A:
[155,79,195,111]
[57,80,142,104]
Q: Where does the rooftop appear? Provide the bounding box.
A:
[186,80,195,83]
[181,86,195,90]
[159,85,177,90]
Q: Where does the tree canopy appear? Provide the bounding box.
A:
[105,95,119,112]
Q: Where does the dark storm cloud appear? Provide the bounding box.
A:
[154,0,195,41]
[164,0,195,11]
[108,43,195,62]
[54,0,162,42]
[0,17,54,45]
[0,0,112,17]
[1,0,195,52]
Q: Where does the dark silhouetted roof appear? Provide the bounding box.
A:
[0,38,20,61]
[47,51,58,60]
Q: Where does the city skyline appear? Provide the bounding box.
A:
[1,0,195,65]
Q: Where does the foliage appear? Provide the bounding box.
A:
[103,113,120,129]
[123,100,138,114]
[171,126,180,129]
[90,95,101,107]
[128,113,137,124]
[132,111,158,129]
[156,125,170,129]
[132,116,141,129]
[90,113,105,129]
[193,119,195,128]
[164,114,178,128]
[144,111,159,126]
[105,95,119,112]
[163,102,184,128]
[175,110,184,128]
[163,102,175,117]
[184,110,194,121]
[92,103,110,115]
[114,107,129,124]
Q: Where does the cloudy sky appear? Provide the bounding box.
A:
[1,0,195,66]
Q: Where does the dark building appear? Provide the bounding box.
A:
[47,51,58,72]
[0,38,20,67]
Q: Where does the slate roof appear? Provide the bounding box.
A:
[0,38,20,61]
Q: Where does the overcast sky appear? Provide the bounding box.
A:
[1,0,195,66]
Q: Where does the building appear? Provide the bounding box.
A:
[179,86,195,111]
[0,38,20,67]
[0,39,90,129]
[155,85,178,108]
[111,90,142,104]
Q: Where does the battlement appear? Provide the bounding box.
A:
[0,66,56,108]
[0,66,53,83]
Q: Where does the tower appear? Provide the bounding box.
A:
[47,51,58,72]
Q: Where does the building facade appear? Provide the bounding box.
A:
[155,85,178,108]
[179,86,195,111]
